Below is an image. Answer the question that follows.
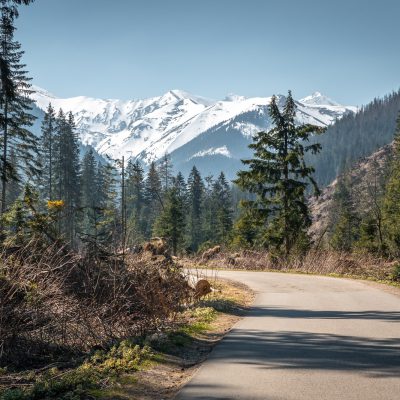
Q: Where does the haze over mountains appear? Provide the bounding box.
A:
[31,86,356,179]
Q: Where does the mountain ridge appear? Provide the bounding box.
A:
[30,86,357,179]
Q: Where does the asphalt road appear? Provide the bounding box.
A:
[176,271,400,400]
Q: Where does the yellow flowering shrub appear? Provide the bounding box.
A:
[47,200,64,210]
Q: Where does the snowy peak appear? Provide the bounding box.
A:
[299,91,340,107]
[31,85,57,101]
[224,93,247,102]
[30,86,356,178]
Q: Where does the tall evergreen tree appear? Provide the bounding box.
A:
[158,152,173,193]
[235,91,324,257]
[40,103,56,200]
[0,1,37,214]
[329,175,360,251]
[144,161,162,238]
[154,184,186,255]
[187,166,204,251]
[54,110,80,244]
[231,206,260,248]
[172,171,187,202]
[95,161,118,246]
[126,159,145,243]
[212,172,233,243]
[80,148,97,237]
[5,147,20,204]
[201,175,214,244]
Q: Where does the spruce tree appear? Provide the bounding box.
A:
[126,159,145,243]
[158,152,173,193]
[173,171,187,202]
[5,147,20,204]
[235,91,324,257]
[144,161,162,238]
[187,166,204,251]
[202,175,214,244]
[212,172,233,243]
[80,148,97,238]
[154,184,186,255]
[0,1,38,214]
[53,110,80,244]
[95,161,118,247]
[329,175,360,251]
[232,206,260,248]
[40,103,56,200]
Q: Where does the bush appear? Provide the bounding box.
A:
[391,263,400,281]
[0,241,191,368]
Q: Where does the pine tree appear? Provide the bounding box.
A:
[80,148,97,237]
[172,171,187,202]
[330,175,360,251]
[40,103,56,200]
[187,166,204,251]
[54,110,80,244]
[158,153,173,193]
[95,161,118,247]
[125,159,145,243]
[5,147,20,204]
[201,175,214,244]
[355,216,379,253]
[154,184,186,255]
[235,91,324,257]
[231,206,260,248]
[144,161,162,238]
[0,1,38,215]
[212,172,233,243]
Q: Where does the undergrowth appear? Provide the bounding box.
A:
[0,340,154,400]
[0,280,248,399]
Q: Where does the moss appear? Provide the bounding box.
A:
[0,341,154,400]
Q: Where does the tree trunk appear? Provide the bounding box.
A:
[1,99,8,215]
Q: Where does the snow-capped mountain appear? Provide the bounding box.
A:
[31,87,356,179]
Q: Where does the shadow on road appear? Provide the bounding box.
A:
[248,306,400,322]
[212,324,400,378]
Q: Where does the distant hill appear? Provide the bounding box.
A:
[309,143,393,242]
[307,90,400,187]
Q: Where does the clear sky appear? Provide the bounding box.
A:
[16,0,400,106]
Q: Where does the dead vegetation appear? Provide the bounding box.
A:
[201,245,221,262]
[191,249,399,283]
[143,237,169,257]
[0,240,191,369]
[0,249,252,400]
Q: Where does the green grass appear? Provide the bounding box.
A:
[0,341,154,400]
[0,306,223,400]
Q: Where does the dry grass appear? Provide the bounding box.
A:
[94,278,254,400]
[188,249,399,283]
[0,277,253,400]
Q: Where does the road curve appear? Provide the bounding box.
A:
[176,271,400,400]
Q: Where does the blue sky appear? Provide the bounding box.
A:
[17,0,400,105]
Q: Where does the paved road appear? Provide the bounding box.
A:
[176,271,400,400]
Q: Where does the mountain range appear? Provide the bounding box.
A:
[31,87,357,180]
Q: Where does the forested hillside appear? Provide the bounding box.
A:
[309,143,392,244]
[308,90,400,187]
